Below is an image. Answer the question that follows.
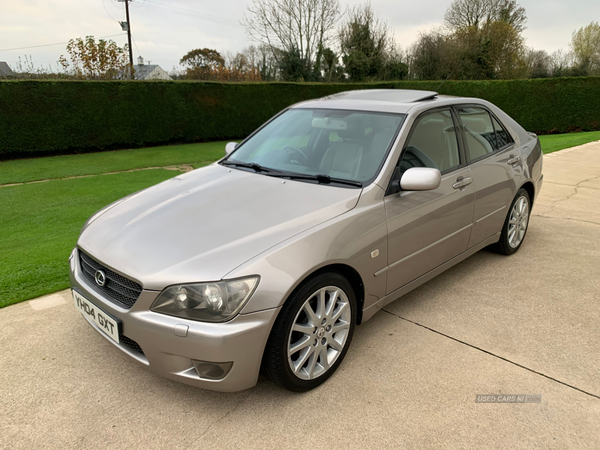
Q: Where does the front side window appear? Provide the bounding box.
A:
[399,109,460,174]
[225,109,405,185]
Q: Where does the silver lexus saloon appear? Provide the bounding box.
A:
[70,89,543,392]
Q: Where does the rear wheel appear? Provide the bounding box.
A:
[263,272,356,392]
[492,188,531,255]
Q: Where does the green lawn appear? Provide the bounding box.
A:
[538,131,600,154]
[0,170,179,308]
[0,141,229,185]
[0,140,230,308]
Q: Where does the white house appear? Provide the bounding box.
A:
[133,57,172,81]
[0,61,14,77]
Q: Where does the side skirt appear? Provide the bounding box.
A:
[360,232,501,324]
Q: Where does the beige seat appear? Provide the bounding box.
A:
[462,117,493,159]
[408,119,449,170]
[319,119,364,179]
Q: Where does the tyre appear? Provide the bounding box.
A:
[263,272,357,392]
[491,188,531,255]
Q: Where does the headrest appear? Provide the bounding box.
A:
[462,117,488,134]
[337,116,365,140]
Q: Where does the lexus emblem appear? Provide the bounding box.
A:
[94,270,106,287]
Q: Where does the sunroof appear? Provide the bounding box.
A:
[325,89,438,103]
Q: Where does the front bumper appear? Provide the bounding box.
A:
[69,248,280,392]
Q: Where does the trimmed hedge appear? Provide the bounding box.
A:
[1,77,600,158]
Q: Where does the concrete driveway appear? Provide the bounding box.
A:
[1,142,599,450]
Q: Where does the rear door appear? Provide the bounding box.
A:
[456,106,523,248]
[384,107,475,295]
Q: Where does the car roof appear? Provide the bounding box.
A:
[290,89,531,146]
[291,89,482,114]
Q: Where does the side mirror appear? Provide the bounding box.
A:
[400,167,442,191]
[225,142,238,155]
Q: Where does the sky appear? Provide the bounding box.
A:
[0,0,598,73]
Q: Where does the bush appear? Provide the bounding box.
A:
[1,77,600,158]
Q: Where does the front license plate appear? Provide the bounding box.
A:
[73,290,120,343]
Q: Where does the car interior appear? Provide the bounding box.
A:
[398,110,460,174]
[230,107,513,184]
[235,110,404,183]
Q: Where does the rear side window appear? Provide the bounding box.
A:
[458,107,514,160]
[458,107,496,160]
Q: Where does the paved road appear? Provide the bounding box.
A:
[1,143,599,450]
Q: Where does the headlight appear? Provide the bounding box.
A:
[150,276,260,323]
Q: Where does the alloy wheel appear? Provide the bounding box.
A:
[287,286,352,380]
[508,196,530,248]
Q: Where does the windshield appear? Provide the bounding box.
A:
[224,109,405,185]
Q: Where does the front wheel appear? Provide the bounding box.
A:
[492,188,531,255]
[263,272,356,392]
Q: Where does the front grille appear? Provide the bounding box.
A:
[79,251,142,309]
[120,335,145,356]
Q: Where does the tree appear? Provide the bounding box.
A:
[481,19,527,78]
[570,22,600,75]
[525,49,551,79]
[180,48,225,70]
[321,47,342,81]
[445,0,526,33]
[278,47,309,81]
[549,49,575,78]
[254,44,280,81]
[410,30,458,80]
[241,0,340,79]
[436,0,528,80]
[339,3,406,81]
[59,36,129,80]
[223,49,262,81]
[180,48,226,80]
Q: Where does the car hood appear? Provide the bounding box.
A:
[78,164,361,290]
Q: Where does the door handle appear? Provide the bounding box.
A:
[453,176,472,190]
[507,155,521,166]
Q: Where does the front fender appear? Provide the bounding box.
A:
[232,185,389,315]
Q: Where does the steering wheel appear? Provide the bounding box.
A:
[402,146,438,170]
[282,145,310,166]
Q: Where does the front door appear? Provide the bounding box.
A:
[384,108,475,294]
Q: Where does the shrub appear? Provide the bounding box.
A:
[1,77,599,158]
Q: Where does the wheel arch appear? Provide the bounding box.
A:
[519,181,535,206]
[287,263,366,326]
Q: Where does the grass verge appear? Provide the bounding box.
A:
[0,141,229,185]
[0,170,178,308]
[539,131,600,154]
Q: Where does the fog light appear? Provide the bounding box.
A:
[192,360,233,380]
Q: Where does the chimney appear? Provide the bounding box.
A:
[137,56,144,66]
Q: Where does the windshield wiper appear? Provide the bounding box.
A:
[220,160,282,173]
[276,173,363,188]
[221,161,361,187]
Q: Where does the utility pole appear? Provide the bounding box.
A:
[118,0,134,78]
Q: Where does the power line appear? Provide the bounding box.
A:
[102,0,119,22]
[131,35,142,58]
[0,33,127,52]
[143,0,239,26]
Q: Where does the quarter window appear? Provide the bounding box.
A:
[400,109,460,174]
[491,115,513,149]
